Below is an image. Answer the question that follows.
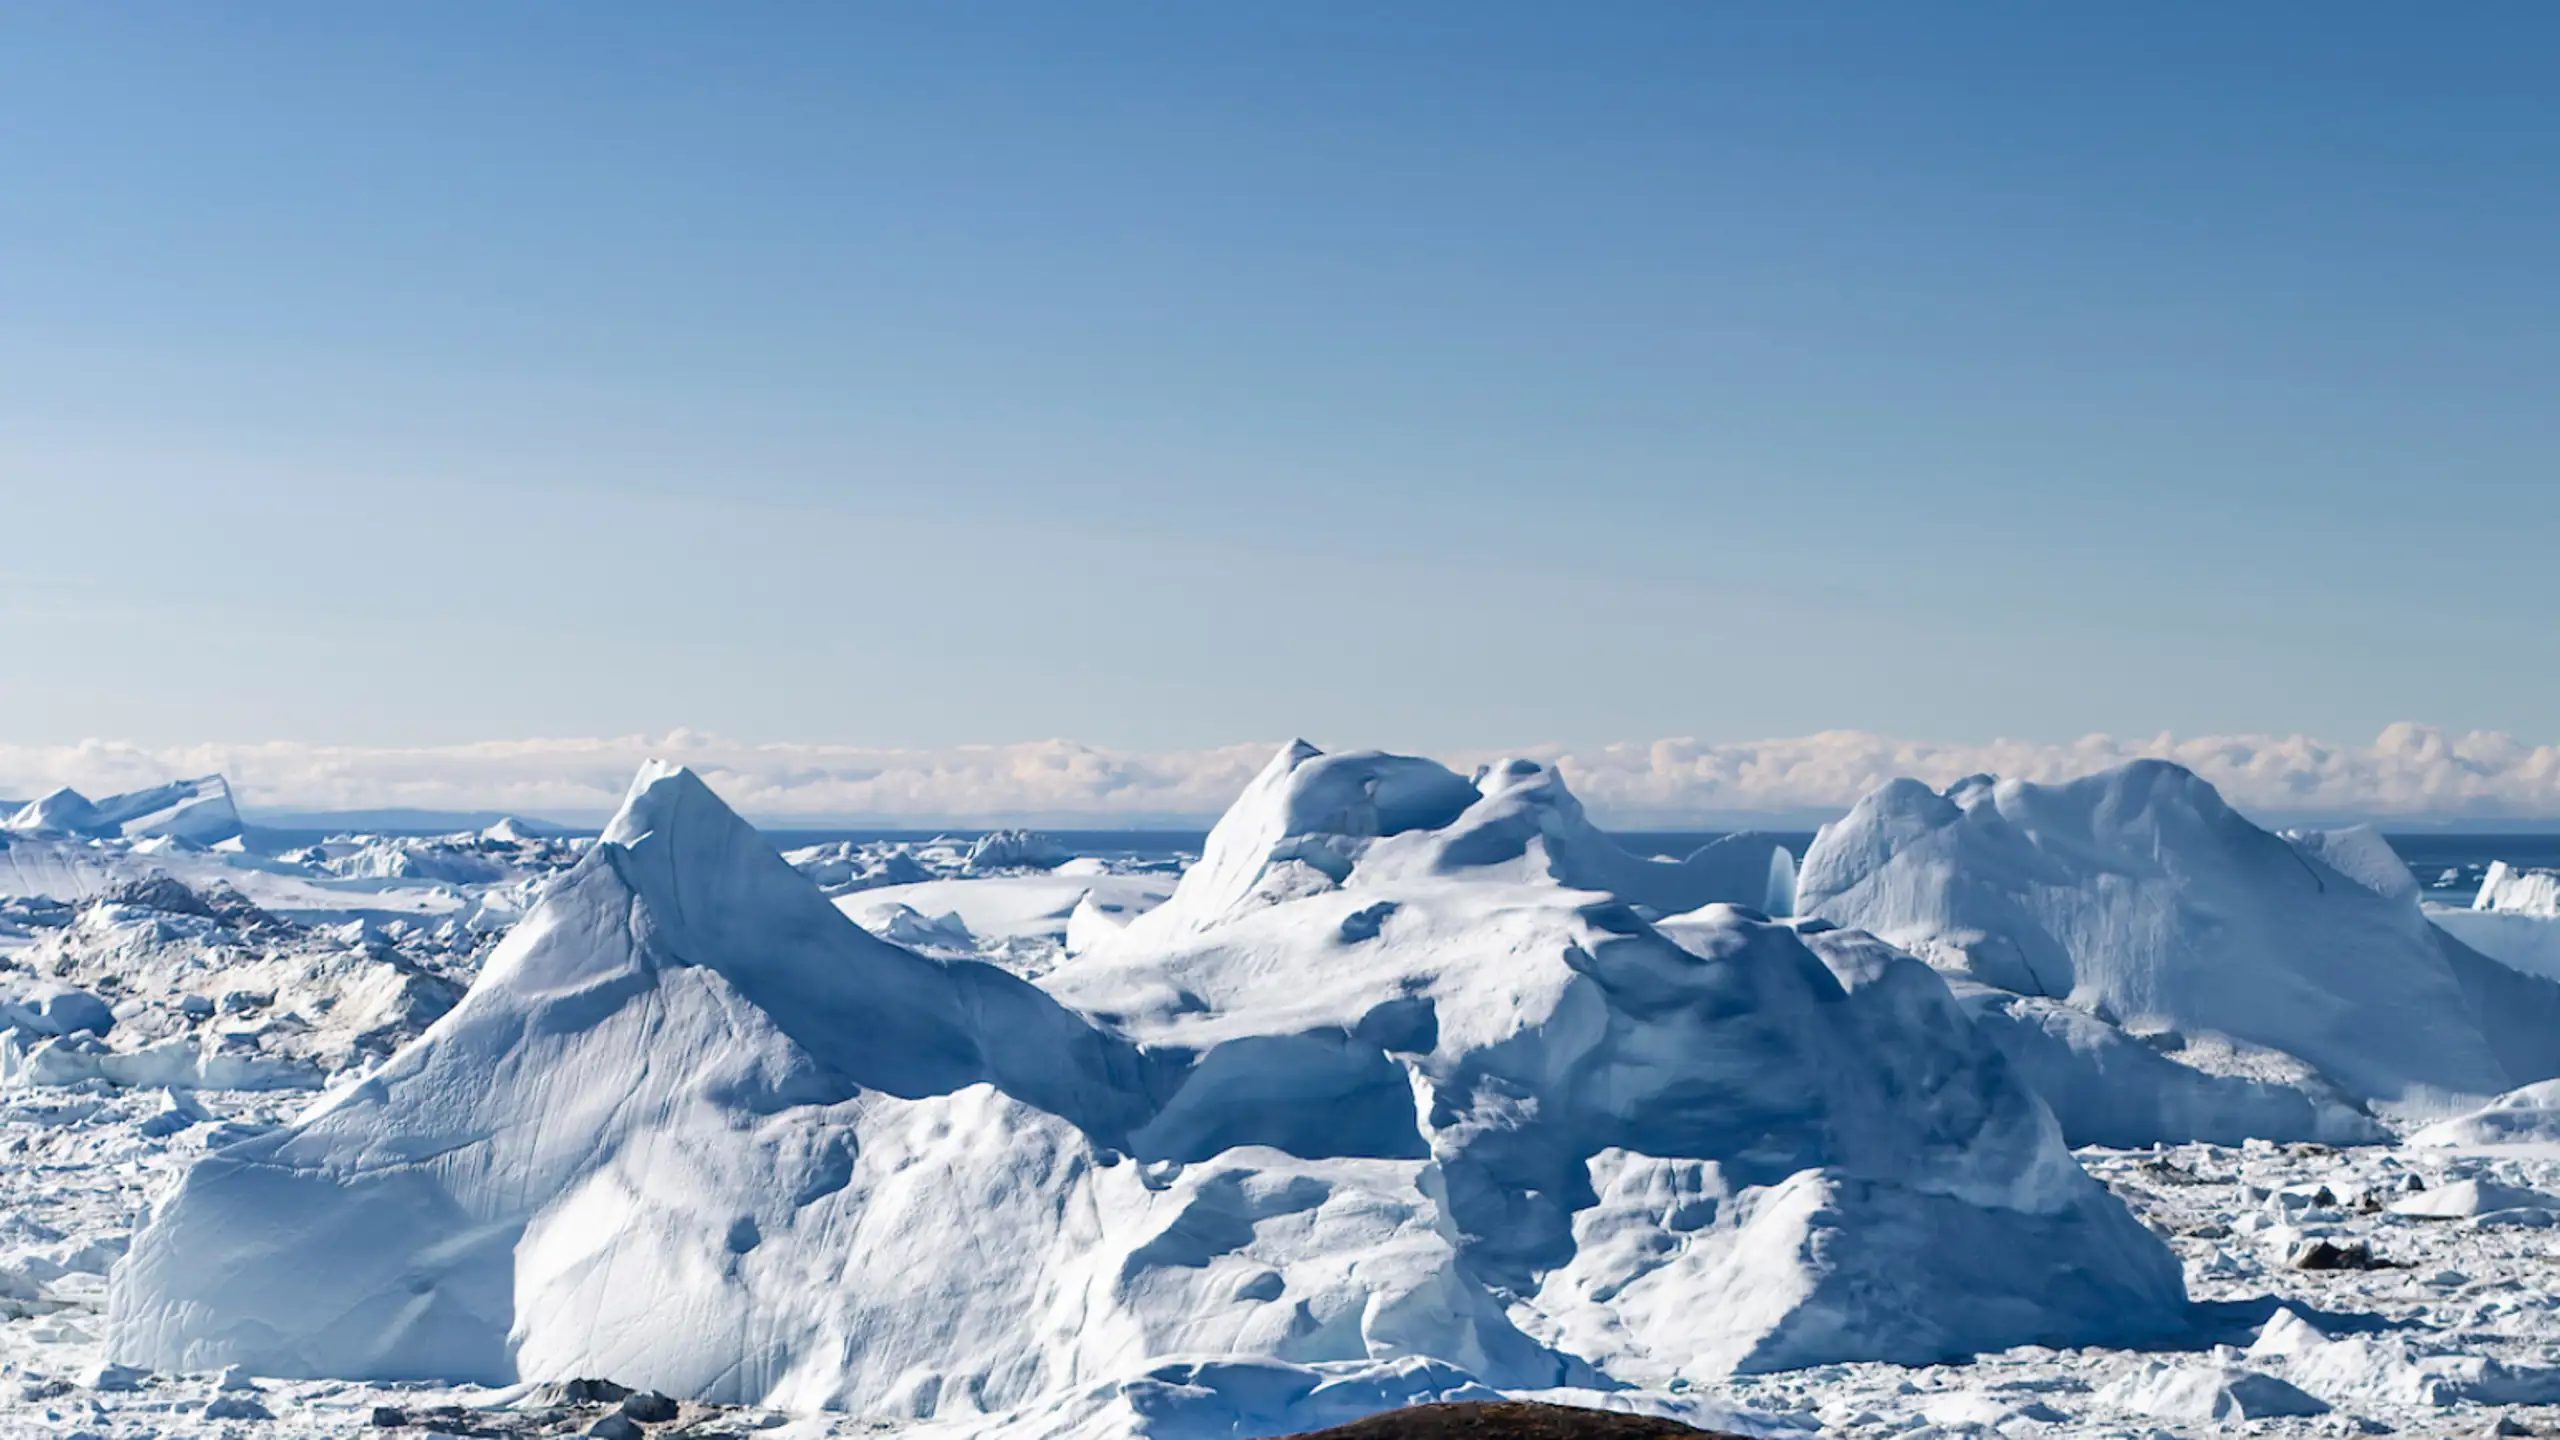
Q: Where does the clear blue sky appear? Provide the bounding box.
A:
[4,3,2554,752]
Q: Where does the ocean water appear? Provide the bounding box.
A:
[2383,834,2560,906]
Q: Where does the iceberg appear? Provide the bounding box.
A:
[2476,861,2560,917]
[1797,761,2560,1141]
[966,828,1077,873]
[112,750,2184,1428]
[4,776,240,845]
[2431,860,2560,983]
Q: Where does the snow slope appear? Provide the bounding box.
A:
[1795,762,2560,1141]
[111,751,2183,1432]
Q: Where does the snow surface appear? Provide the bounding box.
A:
[109,749,2186,1435]
[1797,761,2560,1144]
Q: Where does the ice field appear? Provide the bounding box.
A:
[8,755,2560,1438]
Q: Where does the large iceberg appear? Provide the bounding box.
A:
[112,750,2182,1430]
[1797,761,2560,1143]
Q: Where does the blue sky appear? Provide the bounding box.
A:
[4,3,2555,754]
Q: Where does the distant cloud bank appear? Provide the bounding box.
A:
[4,723,2558,826]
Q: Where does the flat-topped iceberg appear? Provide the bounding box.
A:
[3,775,240,845]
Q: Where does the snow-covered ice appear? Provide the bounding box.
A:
[106,748,2183,1434]
[7,752,2560,1438]
[1798,761,2560,1146]
[2477,861,2560,917]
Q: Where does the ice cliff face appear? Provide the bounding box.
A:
[112,750,2183,1432]
[1797,761,2560,1143]
[2476,861,2560,918]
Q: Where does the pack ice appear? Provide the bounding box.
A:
[109,746,2183,1432]
[1796,761,2560,1146]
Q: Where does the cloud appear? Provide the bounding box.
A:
[3,724,2558,826]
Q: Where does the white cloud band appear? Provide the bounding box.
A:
[4,723,2556,826]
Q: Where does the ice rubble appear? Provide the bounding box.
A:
[111,748,2183,1432]
[0,875,467,1091]
[1797,761,2560,1145]
[2385,1176,2558,1218]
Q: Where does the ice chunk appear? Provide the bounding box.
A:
[2389,1177,2558,1219]
[0,984,115,1039]
[2098,1361,2329,1421]
[2414,1079,2560,1147]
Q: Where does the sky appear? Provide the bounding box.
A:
[4,4,2557,808]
